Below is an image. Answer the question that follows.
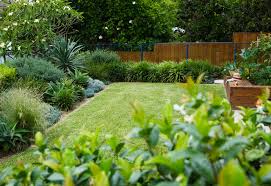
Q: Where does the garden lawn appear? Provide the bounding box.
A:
[0,83,225,168]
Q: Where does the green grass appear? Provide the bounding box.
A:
[0,83,225,168]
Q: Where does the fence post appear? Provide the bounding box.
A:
[186,43,189,63]
[233,43,237,65]
[140,44,144,61]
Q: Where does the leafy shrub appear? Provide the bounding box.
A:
[0,0,82,57]
[9,57,65,82]
[71,70,89,88]
[85,60,223,83]
[126,61,157,82]
[0,88,47,135]
[43,104,61,127]
[87,79,105,93]
[87,50,120,63]
[0,120,30,153]
[45,79,78,111]
[250,66,271,85]
[0,64,16,89]
[84,87,95,98]
[2,80,271,185]
[49,37,84,73]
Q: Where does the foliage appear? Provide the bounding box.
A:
[83,50,121,64]
[0,119,30,153]
[0,64,16,89]
[0,88,47,135]
[176,0,271,42]
[240,34,271,64]
[1,79,271,185]
[70,0,176,45]
[49,37,84,73]
[71,70,90,88]
[250,66,271,85]
[9,57,65,82]
[87,79,106,93]
[0,0,82,57]
[43,104,62,127]
[85,60,223,83]
[45,79,79,111]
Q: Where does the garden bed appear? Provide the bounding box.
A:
[224,77,271,109]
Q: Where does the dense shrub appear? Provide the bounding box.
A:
[0,64,16,89]
[45,79,78,111]
[9,57,65,82]
[49,37,84,73]
[87,79,106,93]
[250,66,271,85]
[0,88,47,135]
[2,80,271,185]
[70,70,89,88]
[85,50,121,63]
[43,104,61,127]
[84,87,95,98]
[0,0,82,57]
[85,60,223,83]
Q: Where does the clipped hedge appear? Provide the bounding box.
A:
[85,60,223,83]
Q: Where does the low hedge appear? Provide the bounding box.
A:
[85,60,223,83]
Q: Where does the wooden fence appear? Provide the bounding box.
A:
[116,32,265,66]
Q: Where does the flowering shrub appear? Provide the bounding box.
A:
[1,79,271,185]
[0,0,82,58]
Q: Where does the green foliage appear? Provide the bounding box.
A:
[0,120,30,153]
[87,79,105,93]
[250,66,271,85]
[0,88,47,135]
[70,70,89,88]
[45,79,78,111]
[9,57,65,82]
[0,0,82,57]
[84,50,121,63]
[176,0,271,42]
[70,0,176,44]
[0,64,16,89]
[85,60,223,83]
[1,79,271,185]
[49,37,84,73]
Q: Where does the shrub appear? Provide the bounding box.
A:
[250,66,271,85]
[43,104,61,127]
[156,61,185,82]
[0,0,82,57]
[126,61,157,82]
[0,119,30,153]
[87,79,105,93]
[106,61,128,82]
[9,57,65,82]
[0,88,47,135]
[49,37,84,73]
[0,64,16,89]
[70,70,89,88]
[84,62,109,80]
[84,87,95,98]
[87,50,120,63]
[45,79,78,111]
[2,80,271,185]
[11,77,49,96]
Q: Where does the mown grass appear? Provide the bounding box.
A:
[0,83,225,168]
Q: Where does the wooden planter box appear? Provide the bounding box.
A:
[224,77,271,109]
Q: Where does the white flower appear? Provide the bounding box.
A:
[17,46,21,51]
[173,104,186,115]
[184,115,193,123]
[117,27,120,31]
[3,27,9,31]
[12,22,18,26]
[132,1,136,4]
[34,19,39,23]
[63,6,71,10]
[129,20,133,24]
[41,38,46,42]
[104,26,108,30]
[7,42,12,48]
[8,12,13,16]
[99,35,103,40]
[0,42,5,49]
[172,27,185,34]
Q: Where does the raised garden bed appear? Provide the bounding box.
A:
[224,77,271,109]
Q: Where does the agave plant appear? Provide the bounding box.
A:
[49,37,84,73]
